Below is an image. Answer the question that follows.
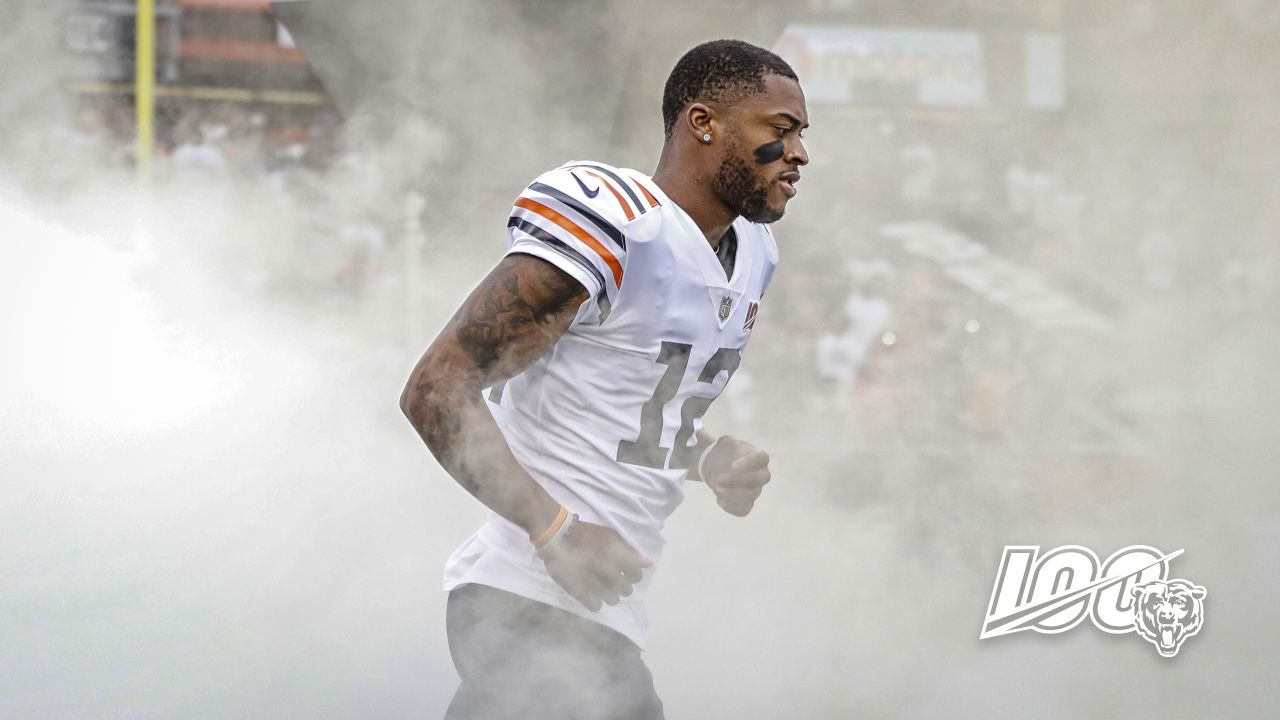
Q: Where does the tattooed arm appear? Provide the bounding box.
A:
[399,254,583,538]
[402,253,651,611]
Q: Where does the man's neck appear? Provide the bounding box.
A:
[652,153,737,248]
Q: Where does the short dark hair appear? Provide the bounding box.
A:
[662,39,797,138]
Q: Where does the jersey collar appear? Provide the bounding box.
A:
[643,177,754,329]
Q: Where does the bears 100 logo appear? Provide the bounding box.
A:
[979,545,1207,658]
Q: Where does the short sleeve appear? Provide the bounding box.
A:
[505,165,632,324]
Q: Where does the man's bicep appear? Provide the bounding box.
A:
[440,253,589,388]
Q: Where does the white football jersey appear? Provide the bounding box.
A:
[443,161,779,648]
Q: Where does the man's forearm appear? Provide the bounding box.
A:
[400,254,589,539]
[402,376,560,539]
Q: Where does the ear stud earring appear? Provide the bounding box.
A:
[702,133,712,143]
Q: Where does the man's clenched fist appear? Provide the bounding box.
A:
[700,436,771,516]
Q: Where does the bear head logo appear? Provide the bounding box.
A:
[1131,579,1206,657]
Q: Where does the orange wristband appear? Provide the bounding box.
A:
[531,505,569,548]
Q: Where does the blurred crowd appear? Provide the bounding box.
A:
[55,95,337,176]
[744,109,1278,529]
[44,94,395,298]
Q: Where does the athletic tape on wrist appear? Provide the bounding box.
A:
[697,439,720,482]
[531,505,569,548]
[536,513,578,559]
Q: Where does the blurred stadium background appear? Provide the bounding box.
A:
[2,1,1278,718]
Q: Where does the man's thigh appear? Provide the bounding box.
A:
[444,584,663,720]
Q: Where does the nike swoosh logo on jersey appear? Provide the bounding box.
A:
[570,171,600,198]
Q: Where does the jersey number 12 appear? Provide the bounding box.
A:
[616,340,740,470]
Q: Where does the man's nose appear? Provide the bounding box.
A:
[787,137,809,166]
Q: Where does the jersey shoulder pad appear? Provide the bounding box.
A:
[507,162,655,320]
[549,160,664,226]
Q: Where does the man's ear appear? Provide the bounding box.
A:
[685,102,716,140]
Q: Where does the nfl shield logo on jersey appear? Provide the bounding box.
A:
[718,295,733,322]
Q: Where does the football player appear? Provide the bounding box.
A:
[402,38,809,719]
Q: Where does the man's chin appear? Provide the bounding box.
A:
[727,184,788,223]
[742,204,786,224]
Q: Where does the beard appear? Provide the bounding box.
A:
[711,137,783,224]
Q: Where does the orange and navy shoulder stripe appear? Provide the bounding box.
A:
[507,213,615,321]
[508,170,648,320]
[579,168,635,221]
[512,195,623,288]
[527,181,626,252]
[630,175,661,209]
[566,163,660,219]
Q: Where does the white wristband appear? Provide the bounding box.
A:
[696,439,720,482]
[536,513,578,559]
